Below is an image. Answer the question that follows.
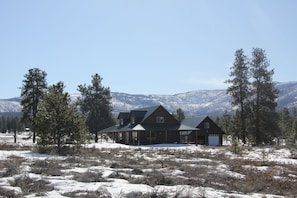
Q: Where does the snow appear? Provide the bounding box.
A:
[0,133,296,197]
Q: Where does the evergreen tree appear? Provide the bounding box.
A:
[0,117,7,132]
[77,74,115,142]
[20,68,47,143]
[288,118,297,146]
[226,49,250,144]
[216,111,233,136]
[250,48,280,145]
[279,108,292,141]
[173,108,185,122]
[33,82,88,152]
[0,117,24,133]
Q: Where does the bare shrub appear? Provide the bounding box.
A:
[63,156,85,166]
[110,162,120,168]
[289,147,297,159]
[0,143,32,151]
[31,159,63,176]
[229,140,242,155]
[0,156,26,177]
[143,169,173,187]
[72,170,107,183]
[108,171,129,180]
[125,191,157,198]
[63,187,112,198]
[131,168,143,175]
[0,186,22,198]
[13,175,53,195]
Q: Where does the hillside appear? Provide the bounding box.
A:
[1,81,297,117]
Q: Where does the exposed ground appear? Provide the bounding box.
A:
[0,133,296,197]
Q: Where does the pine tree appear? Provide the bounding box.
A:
[173,108,185,122]
[77,74,115,142]
[226,49,250,144]
[216,111,233,136]
[33,82,88,152]
[279,108,292,141]
[20,68,47,143]
[288,118,297,146]
[250,48,280,145]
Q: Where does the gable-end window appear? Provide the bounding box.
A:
[156,116,164,123]
[131,116,135,124]
[120,118,124,126]
[204,122,210,129]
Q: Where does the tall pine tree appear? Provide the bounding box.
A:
[250,48,279,145]
[20,68,47,143]
[226,49,250,144]
[77,74,115,142]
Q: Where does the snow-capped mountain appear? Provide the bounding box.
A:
[1,81,297,117]
[110,90,231,116]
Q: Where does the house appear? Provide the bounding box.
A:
[100,105,197,145]
[180,116,224,146]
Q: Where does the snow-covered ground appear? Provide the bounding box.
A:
[0,132,296,197]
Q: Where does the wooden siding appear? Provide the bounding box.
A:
[142,106,179,125]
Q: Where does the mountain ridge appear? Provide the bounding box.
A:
[1,81,297,117]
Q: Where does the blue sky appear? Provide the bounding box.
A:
[1,0,296,98]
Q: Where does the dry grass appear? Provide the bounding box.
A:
[0,155,26,177]
[0,144,297,197]
[72,170,107,183]
[13,175,53,195]
[31,159,64,176]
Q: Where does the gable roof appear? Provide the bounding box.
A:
[117,112,130,119]
[132,105,160,123]
[181,116,208,128]
[100,105,199,133]
[182,116,225,134]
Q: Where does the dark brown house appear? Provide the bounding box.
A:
[100,105,197,145]
[180,116,224,146]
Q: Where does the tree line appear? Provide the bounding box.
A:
[0,116,25,133]
[19,68,115,153]
[4,48,294,148]
[217,48,289,146]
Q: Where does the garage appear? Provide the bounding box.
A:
[208,134,220,146]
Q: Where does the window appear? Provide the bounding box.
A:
[118,133,123,140]
[131,116,135,124]
[132,132,138,140]
[156,116,164,123]
[119,118,124,126]
[147,131,156,140]
[204,122,210,129]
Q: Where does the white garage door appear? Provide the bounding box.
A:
[208,134,220,146]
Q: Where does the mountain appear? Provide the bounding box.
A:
[111,90,231,116]
[1,81,297,117]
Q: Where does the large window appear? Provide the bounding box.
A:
[204,122,210,129]
[132,131,138,140]
[156,116,164,123]
[118,133,123,141]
